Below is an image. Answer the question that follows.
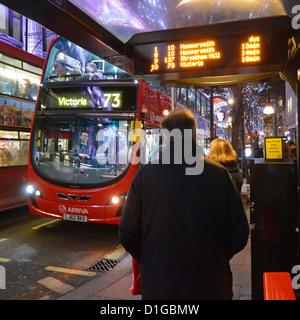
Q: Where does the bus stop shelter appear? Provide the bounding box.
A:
[3,0,300,299]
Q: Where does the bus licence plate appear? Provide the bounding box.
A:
[63,214,87,222]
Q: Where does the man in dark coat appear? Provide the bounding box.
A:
[118,108,249,300]
[71,130,90,159]
[288,140,297,158]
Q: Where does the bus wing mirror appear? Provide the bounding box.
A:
[137,112,148,121]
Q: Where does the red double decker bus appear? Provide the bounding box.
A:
[0,41,44,211]
[27,37,174,224]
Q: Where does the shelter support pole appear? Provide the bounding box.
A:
[171,87,177,111]
[210,87,214,139]
[296,70,300,246]
[282,61,300,253]
[240,97,248,182]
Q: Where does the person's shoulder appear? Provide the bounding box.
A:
[204,157,226,170]
[130,163,156,188]
[221,160,239,171]
[139,162,158,174]
[204,157,230,178]
[133,163,151,176]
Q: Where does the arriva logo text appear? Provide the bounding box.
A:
[68,207,89,214]
[59,204,89,214]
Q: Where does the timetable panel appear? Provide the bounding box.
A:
[133,30,287,75]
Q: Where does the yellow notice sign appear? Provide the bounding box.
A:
[265,137,283,160]
[129,121,142,143]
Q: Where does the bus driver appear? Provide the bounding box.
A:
[71,130,90,161]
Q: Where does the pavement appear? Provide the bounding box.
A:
[57,215,251,300]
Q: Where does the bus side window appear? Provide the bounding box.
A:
[0,141,15,167]
[15,141,29,165]
[145,128,161,163]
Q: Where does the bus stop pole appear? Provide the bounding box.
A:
[241,99,248,182]
[210,87,214,139]
[296,70,300,246]
[171,87,177,111]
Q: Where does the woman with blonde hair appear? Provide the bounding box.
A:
[207,138,243,192]
[283,141,294,160]
[207,137,244,300]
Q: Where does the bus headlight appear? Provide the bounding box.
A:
[107,193,127,205]
[111,196,120,204]
[26,184,43,198]
[26,185,34,194]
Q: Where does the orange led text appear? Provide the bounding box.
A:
[150,46,159,72]
[179,41,221,68]
[241,36,261,63]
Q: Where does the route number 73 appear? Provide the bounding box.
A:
[103,93,122,108]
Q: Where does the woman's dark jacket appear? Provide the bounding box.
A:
[220,161,243,193]
[118,143,249,300]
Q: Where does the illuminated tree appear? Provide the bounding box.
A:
[242,79,284,146]
[242,82,267,147]
[213,78,284,152]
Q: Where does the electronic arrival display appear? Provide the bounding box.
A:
[133,30,288,75]
[39,85,138,111]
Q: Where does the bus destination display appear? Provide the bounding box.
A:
[133,30,287,75]
[39,85,138,111]
[56,92,122,108]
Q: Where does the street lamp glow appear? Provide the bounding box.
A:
[263,105,275,115]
